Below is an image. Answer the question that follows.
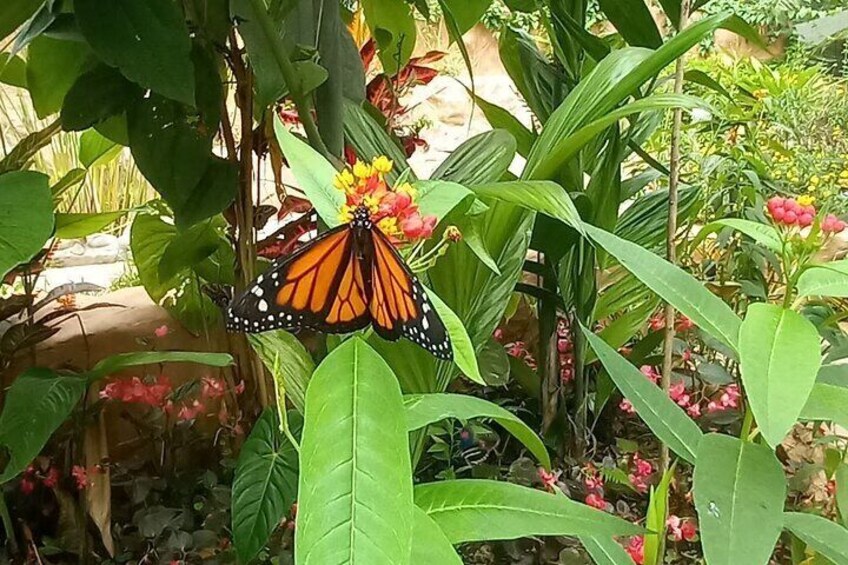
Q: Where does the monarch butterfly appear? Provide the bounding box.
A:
[227,205,452,360]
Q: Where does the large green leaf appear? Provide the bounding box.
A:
[797,260,848,298]
[800,383,848,429]
[248,330,315,413]
[739,304,822,447]
[692,219,782,254]
[0,368,87,483]
[598,0,662,47]
[75,0,196,105]
[55,212,127,240]
[693,434,785,565]
[403,393,550,468]
[431,130,516,186]
[498,27,561,123]
[273,116,343,227]
[296,338,413,564]
[644,464,675,565]
[583,327,702,463]
[469,91,535,157]
[415,480,642,543]
[158,221,222,282]
[79,129,120,168]
[86,351,233,381]
[441,0,491,35]
[411,507,462,565]
[232,409,300,563]
[361,0,416,75]
[582,536,638,565]
[0,52,27,88]
[0,171,53,279]
[61,64,138,131]
[414,180,474,223]
[468,181,584,236]
[25,36,90,118]
[427,288,483,384]
[784,512,848,563]
[0,0,43,42]
[343,99,411,184]
[583,224,741,353]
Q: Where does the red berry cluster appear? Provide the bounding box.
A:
[822,213,847,234]
[766,197,816,227]
[557,318,575,384]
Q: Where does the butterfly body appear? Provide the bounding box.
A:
[227,206,452,360]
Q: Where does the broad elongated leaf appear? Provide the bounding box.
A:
[739,304,821,447]
[361,0,416,75]
[797,260,848,298]
[273,117,342,227]
[343,99,411,185]
[441,0,491,35]
[411,507,462,565]
[26,36,90,118]
[61,64,138,131]
[468,181,584,236]
[837,464,848,527]
[403,393,550,468]
[582,536,638,565]
[800,383,848,429]
[415,480,641,543]
[498,27,561,123]
[248,330,315,413]
[0,0,43,42]
[598,0,662,47]
[55,212,127,240]
[644,464,675,565]
[414,180,474,222]
[692,219,782,253]
[0,53,27,88]
[232,409,300,563]
[583,224,741,352]
[583,327,702,463]
[469,91,535,157]
[784,512,848,563]
[427,288,483,385]
[296,338,413,564]
[0,368,87,483]
[79,129,120,168]
[693,434,785,565]
[86,351,233,381]
[0,172,53,280]
[75,0,196,105]
[158,221,222,282]
[431,130,516,186]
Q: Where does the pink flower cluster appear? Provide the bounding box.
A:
[670,381,701,418]
[557,319,575,383]
[619,366,659,414]
[19,464,89,494]
[628,453,653,494]
[504,339,537,371]
[625,536,644,564]
[706,383,740,413]
[537,467,561,493]
[822,213,847,234]
[767,196,816,227]
[583,464,607,510]
[666,514,698,542]
[100,375,173,407]
[649,313,695,333]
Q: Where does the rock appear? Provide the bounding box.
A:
[49,233,125,267]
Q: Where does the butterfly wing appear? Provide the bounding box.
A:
[227,225,370,334]
[368,228,452,360]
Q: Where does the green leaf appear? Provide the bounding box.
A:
[739,303,822,447]
[693,433,786,565]
[693,218,782,253]
[431,130,516,186]
[415,480,642,543]
[61,64,138,131]
[784,512,848,564]
[0,368,87,483]
[51,168,87,198]
[585,297,659,363]
[837,464,848,528]
[54,212,127,240]
[644,463,675,565]
[598,0,662,47]
[498,27,560,123]
[426,287,483,384]
[441,0,491,35]
[583,223,741,353]
[342,99,411,185]
[296,338,413,563]
[412,507,462,564]
[800,383,848,429]
[86,351,233,382]
[414,180,474,222]
[798,260,848,298]
[273,116,343,227]
[403,393,550,468]
[477,336,510,386]
[232,409,300,563]
[248,330,315,413]
[361,0,416,75]
[0,53,27,88]
[158,221,222,282]
[25,36,90,118]
[79,129,120,168]
[582,326,702,463]
[179,156,238,228]
[0,0,43,43]
[468,181,585,236]
[582,536,638,565]
[0,171,53,280]
[75,0,196,105]
[468,91,535,157]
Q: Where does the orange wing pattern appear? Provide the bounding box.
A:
[227,226,370,334]
[369,229,452,359]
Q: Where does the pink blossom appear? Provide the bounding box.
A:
[625,536,644,564]
[538,467,561,492]
[177,400,206,421]
[823,213,846,234]
[72,465,88,490]
[201,377,227,399]
[639,365,660,383]
[234,380,246,395]
[687,403,702,418]
[100,375,172,407]
[154,324,170,338]
[585,492,606,510]
[667,515,698,542]
[20,478,35,495]
[43,467,60,488]
[619,398,636,414]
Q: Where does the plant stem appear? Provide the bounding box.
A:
[246,0,336,164]
[660,0,692,482]
[0,489,18,554]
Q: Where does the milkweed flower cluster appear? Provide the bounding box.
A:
[333,156,437,244]
[583,464,607,510]
[767,195,845,233]
[628,452,653,494]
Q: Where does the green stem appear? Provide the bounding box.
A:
[0,490,17,553]
[246,0,337,166]
[739,403,754,442]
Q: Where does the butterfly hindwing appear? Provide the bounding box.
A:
[227,226,370,334]
[368,229,452,360]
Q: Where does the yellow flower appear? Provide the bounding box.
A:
[810,175,820,186]
[333,169,354,192]
[338,204,355,225]
[839,170,848,179]
[363,194,381,213]
[798,195,816,206]
[395,182,417,198]
[377,217,401,238]
[372,155,393,174]
[353,160,373,179]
